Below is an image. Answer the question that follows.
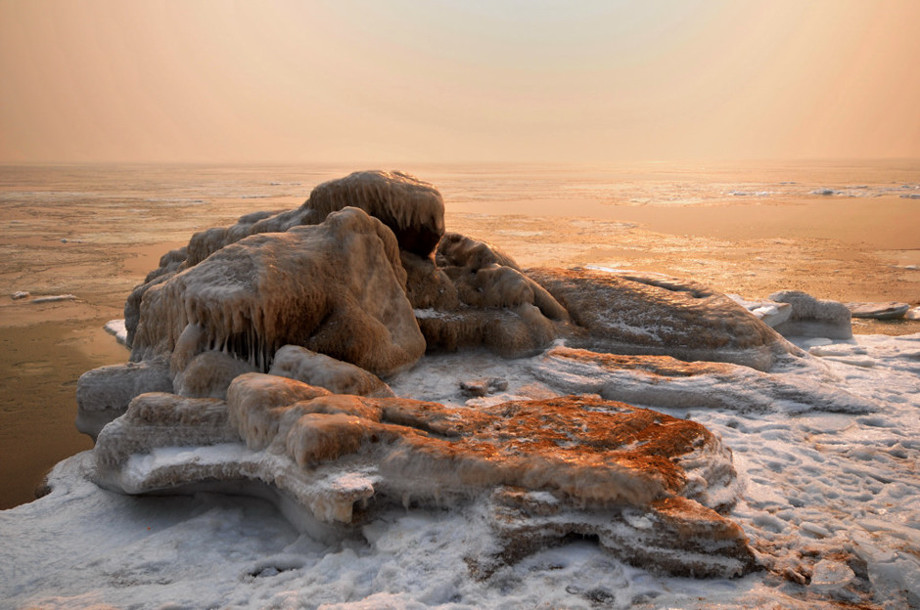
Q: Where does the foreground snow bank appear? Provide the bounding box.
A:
[2,333,919,608]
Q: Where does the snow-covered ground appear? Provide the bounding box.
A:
[1,332,918,609]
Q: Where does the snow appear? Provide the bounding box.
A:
[1,331,919,607]
[104,319,128,345]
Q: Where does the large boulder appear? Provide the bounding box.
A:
[530,268,790,371]
[130,207,425,381]
[124,170,445,345]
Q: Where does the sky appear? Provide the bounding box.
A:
[1,0,919,164]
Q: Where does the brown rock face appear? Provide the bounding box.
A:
[233,390,725,507]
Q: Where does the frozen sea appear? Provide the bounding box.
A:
[1,161,919,607]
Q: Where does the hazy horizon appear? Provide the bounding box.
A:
[2,1,919,165]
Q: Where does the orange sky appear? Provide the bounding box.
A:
[1,0,918,164]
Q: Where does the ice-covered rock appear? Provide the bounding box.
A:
[531,346,877,414]
[459,377,508,397]
[846,301,910,320]
[268,345,395,398]
[484,490,756,579]
[124,171,445,345]
[530,268,790,371]
[770,290,853,339]
[77,170,805,583]
[131,207,425,379]
[411,234,569,357]
[103,319,128,345]
[173,351,257,399]
[76,359,173,440]
[90,374,757,577]
[309,170,445,257]
[94,392,238,469]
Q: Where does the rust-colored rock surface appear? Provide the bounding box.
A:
[92,375,756,577]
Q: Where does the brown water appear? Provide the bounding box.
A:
[1,161,919,508]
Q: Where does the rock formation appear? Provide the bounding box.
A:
[92,376,757,577]
[269,345,395,398]
[309,170,445,257]
[531,346,877,414]
[124,170,445,347]
[530,268,791,371]
[131,206,425,379]
[76,360,173,440]
[77,169,835,579]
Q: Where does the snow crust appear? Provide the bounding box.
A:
[4,333,920,608]
[103,319,128,345]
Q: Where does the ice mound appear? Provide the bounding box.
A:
[91,374,756,577]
